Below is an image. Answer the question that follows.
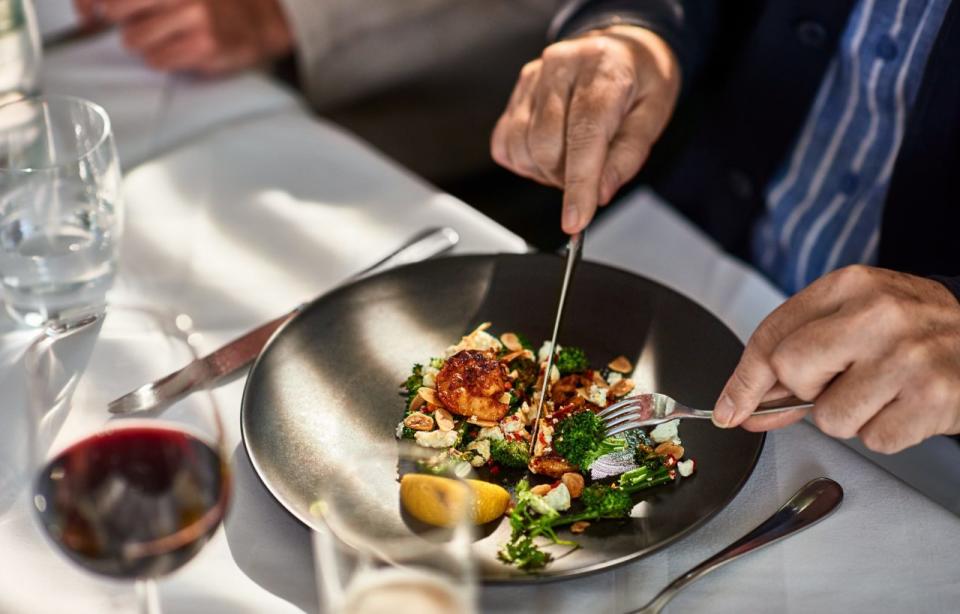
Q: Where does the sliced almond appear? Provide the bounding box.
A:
[610,378,635,398]
[530,484,552,497]
[570,521,591,534]
[508,369,519,379]
[418,387,441,406]
[592,371,608,387]
[655,442,685,460]
[473,322,492,334]
[608,355,633,373]
[549,364,560,383]
[522,349,536,361]
[467,416,498,427]
[434,407,455,432]
[500,332,523,352]
[408,394,426,413]
[501,349,526,363]
[403,412,434,431]
[561,472,585,498]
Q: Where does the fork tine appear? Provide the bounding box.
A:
[598,403,644,424]
[596,394,647,418]
[603,410,646,431]
[605,417,674,438]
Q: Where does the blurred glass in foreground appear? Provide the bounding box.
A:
[0,95,123,329]
[312,443,477,614]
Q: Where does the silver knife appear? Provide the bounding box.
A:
[529,231,584,454]
[108,227,460,414]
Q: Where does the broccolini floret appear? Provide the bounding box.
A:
[401,363,424,404]
[555,346,589,375]
[554,411,626,470]
[490,439,530,468]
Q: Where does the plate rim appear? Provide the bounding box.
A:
[239,253,765,584]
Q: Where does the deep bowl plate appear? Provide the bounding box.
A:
[240,254,764,582]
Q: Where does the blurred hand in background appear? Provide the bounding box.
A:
[74,0,293,74]
[491,25,681,235]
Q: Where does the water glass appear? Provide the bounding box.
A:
[312,444,478,614]
[0,95,123,328]
[0,0,42,105]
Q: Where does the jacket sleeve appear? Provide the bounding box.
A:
[276,0,564,110]
[549,0,717,87]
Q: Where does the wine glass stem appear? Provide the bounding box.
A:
[136,578,162,614]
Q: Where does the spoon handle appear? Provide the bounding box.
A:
[630,477,844,614]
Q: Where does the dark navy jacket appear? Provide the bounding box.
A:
[554,0,960,298]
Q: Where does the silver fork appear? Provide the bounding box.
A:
[598,392,813,437]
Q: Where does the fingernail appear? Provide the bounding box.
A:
[562,205,580,232]
[712,394,735,428]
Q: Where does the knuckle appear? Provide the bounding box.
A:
[812,407,857,439]
[860,426,902,454]
[519,60,540,80]
[833,264,873,290]
[565,117,606,150]
[896,339,931,369]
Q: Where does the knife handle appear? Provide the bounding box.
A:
[201,307,301,381]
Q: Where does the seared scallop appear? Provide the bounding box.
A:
[436,349,510,422]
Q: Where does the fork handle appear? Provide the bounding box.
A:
[755,395,814,413]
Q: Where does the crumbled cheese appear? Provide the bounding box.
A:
[466,439,491,467]
[538,341,559,363]
[587,384,608,406]
[422,366,439,388]
[650,419,680,444]
[630,501,651,518]
[477,426,505,441]
[528,493,555,516]
[677,459,695,477]
[549,364,560,383]
[414,429,459,449]
[395,420,406,438]
[501,414,524,434]
[542,483,571,512]
[606,372,623,386]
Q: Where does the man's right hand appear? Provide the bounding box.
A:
[491,25,681,234]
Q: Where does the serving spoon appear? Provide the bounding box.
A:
[627,477,844,614]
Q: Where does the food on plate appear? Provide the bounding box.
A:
[400,474,511,526]
[396,323,696,571]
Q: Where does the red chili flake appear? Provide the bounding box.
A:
[489,465,501,476]
[663,454,677,468]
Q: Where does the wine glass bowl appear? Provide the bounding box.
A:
[26,305,229,611]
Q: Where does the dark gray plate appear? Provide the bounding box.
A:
[240,254,764,583]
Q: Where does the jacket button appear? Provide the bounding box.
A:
[796,20,828,48]
[728,169,754,200]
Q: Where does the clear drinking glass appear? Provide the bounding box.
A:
[0,0,42,105]
[26,305,230,614]
[0,95,123,329]
[312,444,478,614]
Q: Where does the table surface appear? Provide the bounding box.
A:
[2,27,959,614]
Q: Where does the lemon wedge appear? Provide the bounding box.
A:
[400,474,510,526]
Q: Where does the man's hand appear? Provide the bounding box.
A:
[712,265,960,453]
[491,26,681,234]
[75,0,293,75]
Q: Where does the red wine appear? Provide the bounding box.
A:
[34,426,230,579]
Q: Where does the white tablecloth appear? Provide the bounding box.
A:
[2,24,958,614]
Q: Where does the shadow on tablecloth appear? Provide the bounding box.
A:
[223,444,319,614]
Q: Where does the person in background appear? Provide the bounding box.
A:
[491,0,960,453]
[73,0,565,189]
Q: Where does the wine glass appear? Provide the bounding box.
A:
[26,304,230,614]
[311,443,478,614]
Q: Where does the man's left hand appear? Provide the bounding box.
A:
[76,0,293,75]
[712,265,960,453]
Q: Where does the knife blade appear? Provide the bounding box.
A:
[108,227,460,414]
[529,231,584,454]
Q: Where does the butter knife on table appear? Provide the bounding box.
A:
[529,231,584,454]
[108,227,460,415]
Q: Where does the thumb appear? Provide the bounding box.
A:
[712,346,778,428]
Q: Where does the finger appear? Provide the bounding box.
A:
[739,382,806,431]
[98,0,170,22]
[596,105,657,205]
[491,63,539,178]
[741,409,808,432]
[121,3,206,52]
[143,31,215,72]
[526,59,577,186]
[807,358,901,439]
[857,395,933,454]
[504,68,551,185]
[562,84,627,233]
[74,0,100,22]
